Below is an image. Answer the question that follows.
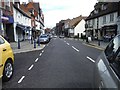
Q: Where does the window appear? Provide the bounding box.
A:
[110,51,120,79]
[105,35,120,79]
[103,16,106,24]
[0,37,5,45]
[105,35,120,62]
[110,14,114,22]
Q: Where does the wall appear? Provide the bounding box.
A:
[74,19,85,37]
[98,12,118,29]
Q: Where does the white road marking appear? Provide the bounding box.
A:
[67,43,70,45]
[35,58,39,62]
[72,46,79,52]
[18,76,25,84]
[28,64,34,71]
[42,50,44,53]
[39,53,42,56]
[87,56,95,63]
[64,41,66,42]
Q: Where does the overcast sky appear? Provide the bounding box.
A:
[21,0,98,28]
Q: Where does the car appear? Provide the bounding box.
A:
[53,35,57,38]
[0,35,14,82]
[37,34,50,44]
[94,34,120,89]
[59,35,64,38]
[49,34,53,40]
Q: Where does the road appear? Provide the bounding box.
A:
[3,38,102,88]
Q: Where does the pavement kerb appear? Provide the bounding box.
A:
[87,43,105,50]
[13,45,46,54]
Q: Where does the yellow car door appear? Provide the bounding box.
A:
[0,46,2,78]
[0,37,5,78]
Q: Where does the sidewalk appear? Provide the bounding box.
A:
[81,39,109,50]
[10,40,45,54]
[71,38,109,50]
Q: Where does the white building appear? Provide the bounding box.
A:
[74,19,86,38]
[85,2,118,41]
[13,3,31,41]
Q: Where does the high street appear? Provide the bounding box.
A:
[3,37,102,88]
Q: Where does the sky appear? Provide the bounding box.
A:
[21,0,98,28]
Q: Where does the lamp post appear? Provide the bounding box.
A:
[97,18,100,46]
[85,23,89,43]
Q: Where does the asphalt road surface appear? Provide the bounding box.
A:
[3,38,102,89]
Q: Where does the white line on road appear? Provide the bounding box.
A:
[35,58,39,62]
[18,76,25,84]
[64,41,66,42]
[42,50,44,53]
[67,43,70,45]
[72,46,79,52]
[87,56,95,63]
[28,64,34,71]
[39,53,42,56]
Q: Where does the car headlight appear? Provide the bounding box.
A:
[44,39,46,41]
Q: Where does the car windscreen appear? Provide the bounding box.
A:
[40,36,48,38]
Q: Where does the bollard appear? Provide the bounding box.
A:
[31,37,33,44]
[34,39,36,48]
[38,37,40,46]
[18,38,20,49]
[86,37,89,43]
[98,40,100,46]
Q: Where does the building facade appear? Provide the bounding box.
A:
[0,0,14,42]
[85,2,119,41]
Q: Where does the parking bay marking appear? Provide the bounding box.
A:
[87,56,95,63]
[72,46,79,52]
[18,76,25,84]
[28,64,34,71]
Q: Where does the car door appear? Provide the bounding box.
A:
[0,37,5,78]
[101,35,120,89]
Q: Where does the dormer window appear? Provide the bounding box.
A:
[94,10,98,14]
[101,4,107,10]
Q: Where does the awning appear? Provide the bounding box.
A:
[2,15,14,23]
[16,24,31,31]
[7,16,14,23]
[16,24,26,30]
[1,16,9,20]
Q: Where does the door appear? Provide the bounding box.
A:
[0,37,5,78]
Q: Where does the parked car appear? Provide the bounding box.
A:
[59,35,64,38]
[0,35,14,82]
[37,34,50,44]
[49,34,53,40]
[94,34,120,89]
[53,35,57,38]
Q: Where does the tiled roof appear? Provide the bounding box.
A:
[33,3,40,11]
[13,4,31,18]
[20,4,31,17]
[69,15,87,28]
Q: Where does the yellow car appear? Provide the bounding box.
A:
[0,35,14,82]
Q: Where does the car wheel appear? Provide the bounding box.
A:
[2,60,14,82]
